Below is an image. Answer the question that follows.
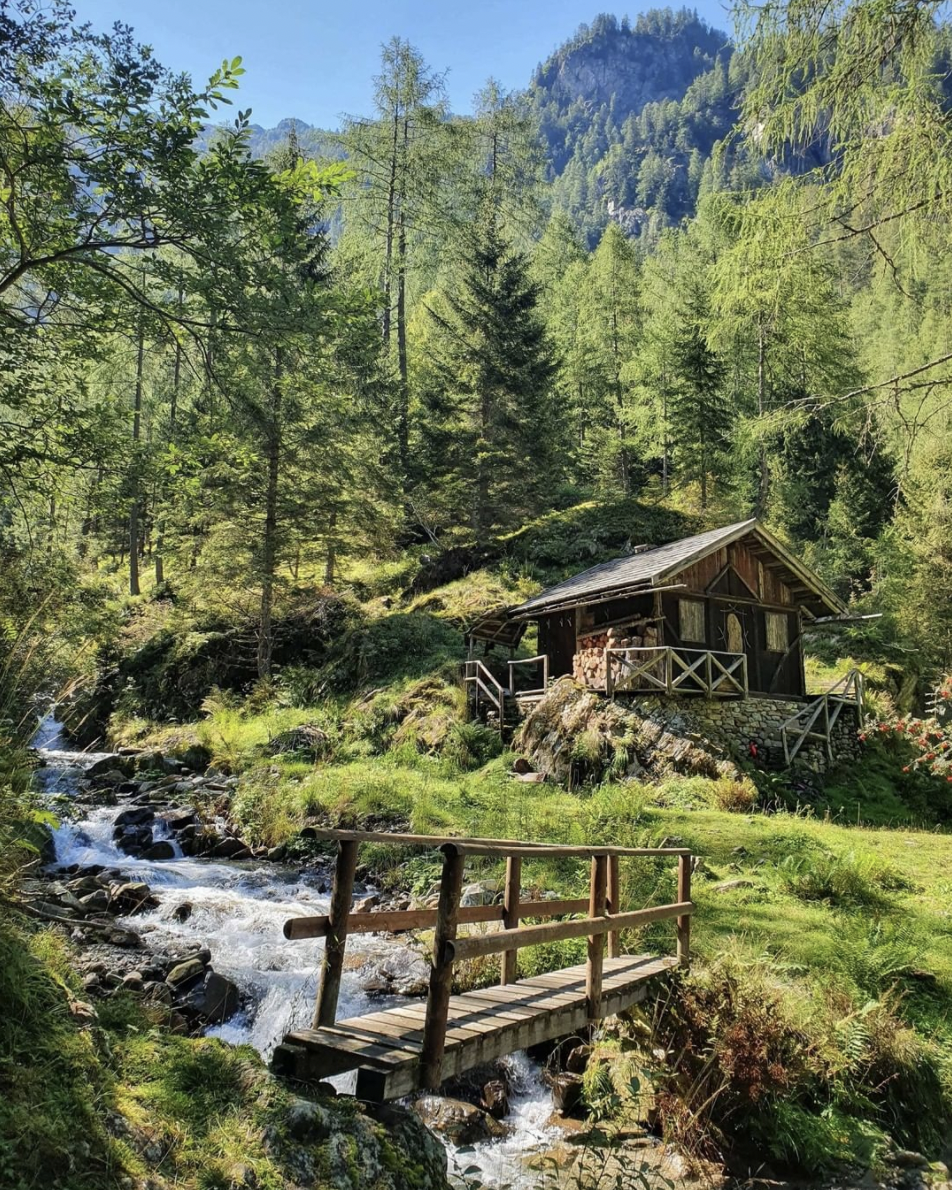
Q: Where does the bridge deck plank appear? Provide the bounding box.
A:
[279,954,677,1101]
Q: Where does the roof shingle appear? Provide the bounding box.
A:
[510,518,844,616]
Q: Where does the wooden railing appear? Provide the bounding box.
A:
[284,829,694,1090]
[781,669,864,763]
[463,659,507,734]
[605,646,748,699]
[508,653,549,697]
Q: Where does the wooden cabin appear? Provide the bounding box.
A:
[476,519,846,702]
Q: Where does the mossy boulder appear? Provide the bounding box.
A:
[517,679,740,787]
[500,497,698,575]
[65,592,360,736]
[320,613,464,692]
[0,919,449,1190]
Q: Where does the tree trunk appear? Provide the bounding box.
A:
[155,294,183,588]
[661,383,670,498]
[257,349,283,679]
[396,211,410,484]
[756,319,769,514]
[473,386,492,547]
[324,509,337,586]
[128,314,145,597]
[382,107,399,346]
[610,288,631,496]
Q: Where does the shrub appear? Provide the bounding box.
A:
[712,776,758,813]
[777,848,908,907]
[319,613,464,691]
[441,721,503,770]
[500,497,695,573]
[647,954,950,1172]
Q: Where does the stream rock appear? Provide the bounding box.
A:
[163,807,197,831]
[460,880,502,908]
[358,949,430,997]
[85,754,132,779]
[481,1079,510,1120]
[207,837,252,860]
[182,970,240,1024]
[167,956,206,987]
[548,1071,584,1115]
[114,807,155,828]
[412,1096,508,1144]
[117,827,153,855]
[141,841,176,860]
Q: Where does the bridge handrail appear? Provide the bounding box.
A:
[285,828,693,1091]
[295,825,690,856]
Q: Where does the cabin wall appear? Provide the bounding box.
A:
[538,594,655,679]
[660,537,805,697]
[532,534,821,698]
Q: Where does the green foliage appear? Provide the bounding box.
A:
[414,205,560,543]
[320,613,464,691]
[777,847,909,907]
[649,952,944,1172]
[500,497,695,573]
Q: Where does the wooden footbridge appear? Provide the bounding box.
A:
[272,830,694,1101]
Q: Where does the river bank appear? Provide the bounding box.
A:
[31,718,660,1190]
[22,716,952,1190]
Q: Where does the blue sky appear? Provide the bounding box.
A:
[70,0,733,129]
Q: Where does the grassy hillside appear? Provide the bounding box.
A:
[17,495,952,1180]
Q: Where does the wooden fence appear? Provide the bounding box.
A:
[605,646,748,699]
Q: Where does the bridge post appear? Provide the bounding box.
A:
[314,838,358,1028]
[677,854,691,968]
[607,855,621,959]
[421,843,465,1089]
[586,854,608,1019]
[500,855,522,985]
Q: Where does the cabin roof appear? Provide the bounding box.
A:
[509,518,846,618]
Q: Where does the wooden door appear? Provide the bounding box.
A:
[712,603,754,691]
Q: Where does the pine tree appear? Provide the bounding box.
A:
[422,208,559,544]
[669,283,730,508]
[578,223,642,494]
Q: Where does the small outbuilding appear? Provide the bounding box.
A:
[472,519,847,701]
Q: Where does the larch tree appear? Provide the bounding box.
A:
[340,39,450,489]
[578,222,642,495]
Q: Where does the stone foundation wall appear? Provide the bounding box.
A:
[621,693,863,773]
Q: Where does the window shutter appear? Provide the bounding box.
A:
[766,612,789,652]
[679,600,705,642]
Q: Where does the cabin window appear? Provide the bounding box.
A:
[766,612,789,653]
[678,599,705,643]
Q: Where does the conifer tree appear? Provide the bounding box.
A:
[669,283,730,508]
[578,222,641,494]
[421,206,559,544]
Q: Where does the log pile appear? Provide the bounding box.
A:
[572,622,661,689]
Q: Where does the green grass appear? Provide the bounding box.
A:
[229,748,952,1035]
[92,594,952,1175]
[0,915,446,1190]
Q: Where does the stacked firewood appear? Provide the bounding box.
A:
[572,622,661,689]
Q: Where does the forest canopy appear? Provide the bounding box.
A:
[2,0,952,700]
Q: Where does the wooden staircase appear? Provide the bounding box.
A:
[463,656,550,739]
[780,669,864,763]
